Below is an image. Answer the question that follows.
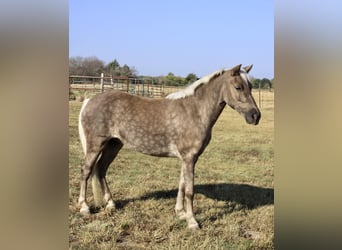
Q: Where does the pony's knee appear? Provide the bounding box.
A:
[185,190,194,200]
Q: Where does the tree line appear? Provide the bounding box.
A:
[69,56,273,88]
[69,56,138,77]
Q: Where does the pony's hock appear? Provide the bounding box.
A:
[78,64,261,229]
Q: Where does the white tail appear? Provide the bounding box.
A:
[78,98,90,155]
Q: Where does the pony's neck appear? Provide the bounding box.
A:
[186,76,226,129]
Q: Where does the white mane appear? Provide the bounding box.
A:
[166,66,252,100]
[166,69,226,100]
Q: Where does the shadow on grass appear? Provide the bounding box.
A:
[115,183,273,210]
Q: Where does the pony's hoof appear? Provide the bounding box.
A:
[105,201,116,211]
[80,206,90,215]
[188,222,200,230]
[188,217,200,230]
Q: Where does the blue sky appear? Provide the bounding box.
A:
[70,0,273,79]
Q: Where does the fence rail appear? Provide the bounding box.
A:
[69,74,183,99]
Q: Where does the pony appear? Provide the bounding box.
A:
[78,64,261,229]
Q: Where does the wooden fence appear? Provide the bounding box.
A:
[69,74,273,108]
[69,74,183,99]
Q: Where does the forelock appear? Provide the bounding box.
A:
[239,69,252,89]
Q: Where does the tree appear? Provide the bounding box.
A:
[165,72,187,86]
[82,56,105,75]
[251,78,261,89]
[260,78,272,89]
[106,59,121,76]
[104,59,137,76]
[121,64,132,76]
[185,73,198,84]
[166,72,176,85]
[69,56,104,75]
[129,66,138,76]
[251,77,273,89]
[69,56,84,75]
[108,59,120,69]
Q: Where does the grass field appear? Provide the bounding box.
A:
[69,90,274,249]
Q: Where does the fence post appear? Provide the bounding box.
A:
[126,77,129,93]
[258,81,261,108]
[147,78,150,97]
[100,73,104,93]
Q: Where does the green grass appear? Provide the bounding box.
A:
[69,90,274,249]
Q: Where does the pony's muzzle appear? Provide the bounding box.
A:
[246,108,261,125]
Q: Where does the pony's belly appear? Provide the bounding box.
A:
[123,139,180,158]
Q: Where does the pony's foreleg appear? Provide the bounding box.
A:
[175,159,199,229]
[175,165,186,219]
[78,151,98,214]
[183,159,199,229]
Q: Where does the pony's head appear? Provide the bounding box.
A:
[222,64,261,125]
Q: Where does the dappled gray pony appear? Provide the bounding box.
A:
[78,64,261,229]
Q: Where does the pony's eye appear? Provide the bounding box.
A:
[235,86,242,90]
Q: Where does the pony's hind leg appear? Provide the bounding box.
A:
[78,150,100,214]
[93,138,123,211]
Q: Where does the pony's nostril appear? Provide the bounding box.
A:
[248,109,260,125]
[252,111,261,125]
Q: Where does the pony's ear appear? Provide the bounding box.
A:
[243,64,253,73]
[231,64,242,76]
